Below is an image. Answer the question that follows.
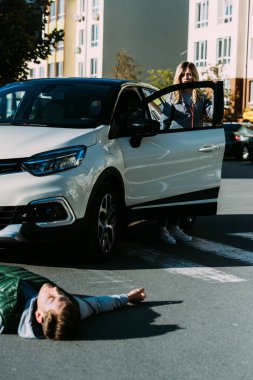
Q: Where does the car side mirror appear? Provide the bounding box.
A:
[128,119,160,148]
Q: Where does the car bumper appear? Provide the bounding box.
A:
[0,219,85,243]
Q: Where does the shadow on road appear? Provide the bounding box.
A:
[0,214,252,270]
[77,300,184,341]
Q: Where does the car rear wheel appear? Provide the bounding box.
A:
[87,183,120,261]
[236,145,249,160]
[242,146,250,160]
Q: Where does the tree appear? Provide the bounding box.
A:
[112,50,142,81]
[0,0,64,86]
[146,69,174,89]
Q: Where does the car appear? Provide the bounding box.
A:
[223,122,253,160]
[223,122,242,158]
[243,108,253,123]
[248,137,253,163]
[0,78,224,260]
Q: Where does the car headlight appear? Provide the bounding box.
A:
[22,146,86,176]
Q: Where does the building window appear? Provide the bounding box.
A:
[194,41,207,66]
[50,1,56,20]
[79,29,85,45]
[56,62,63,77]
[58,0,65,18]
[39,67,45,78]
[217,36,231,64]
[78,62,85,77]
[48,63,55,77]
[30,68,36,78]
[92,0,99,14]
[91,24,99,47]
[57,41,64,51]
[218,0,233,23]
[80,0,86,13]
[223,78,231,108]
[90,58,98,77]
[250,81,253,103]
[195,1,209,28]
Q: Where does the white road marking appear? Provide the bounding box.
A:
[228,232,253,241]
[189,237,253,265]
[126,243,245,283]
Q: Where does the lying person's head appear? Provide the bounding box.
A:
[35,283,81,340]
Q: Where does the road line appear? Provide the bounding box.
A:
[228,232,253,241]
[189,237,253,264]
[126,244,245,283]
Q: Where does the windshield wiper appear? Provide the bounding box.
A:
[11,121,48,127]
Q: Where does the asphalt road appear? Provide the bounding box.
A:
[0,159,253,380]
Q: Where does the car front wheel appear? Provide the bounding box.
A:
[87,183,120,261]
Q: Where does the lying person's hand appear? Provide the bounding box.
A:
[127,288,146,304]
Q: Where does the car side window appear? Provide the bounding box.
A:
[0,90,26,120]
[142,87,164,122]
[113,89,147,137]
[144,82,224,132]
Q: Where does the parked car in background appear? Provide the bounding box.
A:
[223,122,253,160]
[0,78,224,260]
[243,108,253,123]
[248,138,253,163]
[223,122,242,158]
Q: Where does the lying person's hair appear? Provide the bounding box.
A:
[42,302,81,340]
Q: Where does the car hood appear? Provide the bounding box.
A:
[0,125,97,158]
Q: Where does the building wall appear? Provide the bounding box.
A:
[29,0,189,81]
[102,0,189,81]
[187,0,253,118]
[64,0,76,76]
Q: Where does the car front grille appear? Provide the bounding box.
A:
[0,206,31,230]
[0,159,23,174]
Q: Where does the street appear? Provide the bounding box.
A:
[0,159,253,380]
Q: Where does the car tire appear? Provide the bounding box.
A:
[86,182,121,261]
[242,146,250,160]
[236,145,249,161]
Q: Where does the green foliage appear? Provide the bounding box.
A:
[112,50,142,81]
[146,69,174,89]
[0,0,64,85]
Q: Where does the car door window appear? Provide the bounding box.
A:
[142,87,164,122]
[113,89,148,137]
[144,81,224,132]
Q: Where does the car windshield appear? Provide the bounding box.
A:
[0,82,112,128]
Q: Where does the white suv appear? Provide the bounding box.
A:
[0,78,224,259]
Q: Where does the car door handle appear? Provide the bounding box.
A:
[198,145,221,153]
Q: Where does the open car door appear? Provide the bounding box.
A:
[115,81,225,221]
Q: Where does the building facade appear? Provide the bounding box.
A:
[29,0,189,82]
[187,0,253,118]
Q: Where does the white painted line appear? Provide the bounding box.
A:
[228,232,253,241]
[189,237,253,265]
[126,244,245,283]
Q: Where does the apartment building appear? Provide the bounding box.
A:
[187,0,253,118]
[29,0,189,82]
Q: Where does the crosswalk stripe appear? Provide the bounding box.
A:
[126,243,245,283]
[189,237,253,265]
[228,232,253,241]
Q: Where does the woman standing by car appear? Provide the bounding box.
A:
[158,61,214,245]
